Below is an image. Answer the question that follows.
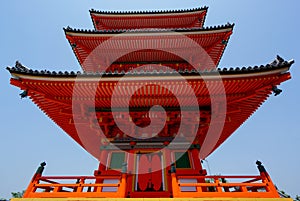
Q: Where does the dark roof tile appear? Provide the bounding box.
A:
[64,23,234,34]
[7,57,294,78]
[89,6,208,15]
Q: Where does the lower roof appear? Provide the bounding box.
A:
[7,57,293,159]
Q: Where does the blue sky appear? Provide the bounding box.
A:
[0,0,299,199]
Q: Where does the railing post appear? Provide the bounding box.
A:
[215,178,223,192]
[240,185,248,192]
[23,162,46,198]
[119,173,127,197]
[118,163,127,198]
[256,160,279,197]
[77,177,84,193]
[170,164,179,197]
[196,178,203,193]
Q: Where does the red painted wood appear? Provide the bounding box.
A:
[91,9,207,31]
[9,72,291,158]
[65,29,232,72]
[151,154,162,191]
[138,155,151,191]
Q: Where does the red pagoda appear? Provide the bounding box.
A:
[8,5,294,201]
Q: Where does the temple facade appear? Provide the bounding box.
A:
[7,5,294,201]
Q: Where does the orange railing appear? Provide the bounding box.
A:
[24,172,127,198]
[24,161,280,198]
[171,173,280,198]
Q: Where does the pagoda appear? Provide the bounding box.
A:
[7,5,294,201]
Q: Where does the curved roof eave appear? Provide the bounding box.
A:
[89,6,208,16]
[7,58,294,81]
[64,23,234,36]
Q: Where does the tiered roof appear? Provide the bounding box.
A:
[7,6,294,158]
[65,6,233,72]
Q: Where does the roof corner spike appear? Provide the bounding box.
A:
[272,85,283,96]
[227,22,235,28]
[64,26,72,32]
[19,90,28,99]
[276,55,284,63]
[270,55,285,66]
[15,61,29,71]
[15,61,23,68]
[289,59,295,65]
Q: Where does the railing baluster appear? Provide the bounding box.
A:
[171,172,180,197]
[240,185,248,192]
[215,178,223,192]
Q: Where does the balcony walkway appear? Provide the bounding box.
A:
[17,162,287,200]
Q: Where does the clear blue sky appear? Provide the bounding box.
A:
[0,0,299,199]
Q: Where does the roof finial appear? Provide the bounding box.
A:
[15,61,29,71]
[270,55,285,66]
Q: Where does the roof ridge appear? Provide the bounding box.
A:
[64,23,234,34]
[89,6,208,15]
[7,57,294,77]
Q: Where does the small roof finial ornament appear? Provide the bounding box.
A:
[15,61,23,68]
[19,90,28,99]
[272,86,282,96]
[276,55,284,63]
[270,55,285,66]
[15,61,29,71]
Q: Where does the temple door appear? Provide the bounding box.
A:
[151,154,163,191]
[135,153,164,192]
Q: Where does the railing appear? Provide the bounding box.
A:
[23,161,280,198]
[23,163,127,198]
[171,171,280,198]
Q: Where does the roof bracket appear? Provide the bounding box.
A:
[272,85,282,96]
[19,90,28,99]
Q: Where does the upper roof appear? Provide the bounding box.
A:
[7,57,294,158]
[65,24,233,72]
[90,7,208,31]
